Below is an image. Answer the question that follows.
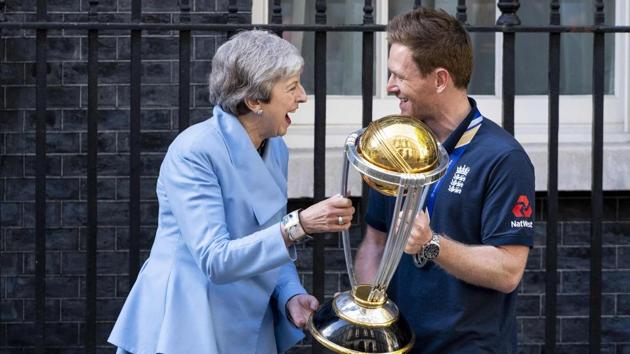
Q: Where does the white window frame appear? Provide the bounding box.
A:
[252,0,630,196]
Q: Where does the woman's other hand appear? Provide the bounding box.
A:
[286,294,319,328]
[299,195,355,234]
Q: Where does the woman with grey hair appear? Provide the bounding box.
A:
[108,30,355,354]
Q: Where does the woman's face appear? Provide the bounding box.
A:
[259,73,307,138]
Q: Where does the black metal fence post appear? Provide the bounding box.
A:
[128,0,142,286]
[360,1,374,238]
[545,1,560,352]
[590,1,605,353]
[312,1,327,353]
[178,0,191,132]
[497,0,520,136]
[34,0,48,352]
[85,1,100,352]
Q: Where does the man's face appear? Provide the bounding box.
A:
[386,43,436,119]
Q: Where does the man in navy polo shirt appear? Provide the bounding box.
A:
[354,7,535,353]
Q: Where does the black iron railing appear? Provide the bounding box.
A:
[0,1,627,353]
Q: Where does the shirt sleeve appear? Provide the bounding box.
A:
[481,150,536,247]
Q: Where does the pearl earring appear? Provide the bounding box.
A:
[256,110,263,116]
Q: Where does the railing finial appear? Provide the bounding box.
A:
[179,0,190,22]
[497,0,521,26]
[0,0,6,23]
[363,0,374,25]
[315,0,327,25]
[270,0,282,25]
[550,0,560,26]
[594,0,604,25]
[227,0,238,24]
[88,0,99,18]
[456,0,467,24]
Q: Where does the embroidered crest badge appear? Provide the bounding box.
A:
[447,165,470,194]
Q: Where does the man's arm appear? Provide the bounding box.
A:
[439,239,528,294]
[354,225,387,285]
[405,211,529,294]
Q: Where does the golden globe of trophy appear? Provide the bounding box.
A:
[307,115,449,353]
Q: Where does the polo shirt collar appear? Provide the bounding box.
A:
[441,97,480,153]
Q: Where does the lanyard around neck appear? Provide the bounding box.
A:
[425,114,483,217]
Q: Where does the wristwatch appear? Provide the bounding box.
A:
[413,233,441,268]
[422,233,441,260]
[281,209,312,243]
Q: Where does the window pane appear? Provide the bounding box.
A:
[388,0,495,95]
[279,0,373,95]
[516,0,615,94]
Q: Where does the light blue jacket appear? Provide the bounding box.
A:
[108,106,306,354]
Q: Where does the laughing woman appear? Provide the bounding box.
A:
[108,30,355,354]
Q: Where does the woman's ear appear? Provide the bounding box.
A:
[435,68,450,94]
[244,98,262,114]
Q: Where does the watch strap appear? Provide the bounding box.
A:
[281,209,312,243]
[414,232,440,268]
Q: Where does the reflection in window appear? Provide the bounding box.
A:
[277,0,615,96]
[516,0,614,94]
[279,0,371,95]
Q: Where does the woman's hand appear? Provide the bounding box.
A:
[299,195,355,234]
[286,294,319,328]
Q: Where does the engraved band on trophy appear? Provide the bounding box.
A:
[308,115,449,353]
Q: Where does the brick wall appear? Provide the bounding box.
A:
[514,193,630,354]
[0,1,251,352]
[1,1,630,353]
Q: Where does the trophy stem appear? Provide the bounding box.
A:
[368,176,424,302]
[368,180,406,301]
[340,150,357,290]
[381,183,423,288]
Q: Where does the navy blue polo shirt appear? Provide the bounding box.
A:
[365,98,535,354]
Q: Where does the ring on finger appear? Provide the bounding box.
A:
[338,216,344,225]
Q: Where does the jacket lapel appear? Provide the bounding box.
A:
[212,107,287,226]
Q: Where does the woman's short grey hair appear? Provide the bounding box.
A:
[208,30,304,116]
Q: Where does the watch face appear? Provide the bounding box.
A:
[423,243,440,259]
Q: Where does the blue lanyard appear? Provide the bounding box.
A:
[426,114,483,217]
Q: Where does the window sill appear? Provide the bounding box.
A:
[285,124,630,198]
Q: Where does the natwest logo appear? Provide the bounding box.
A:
[512,195,533,218]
